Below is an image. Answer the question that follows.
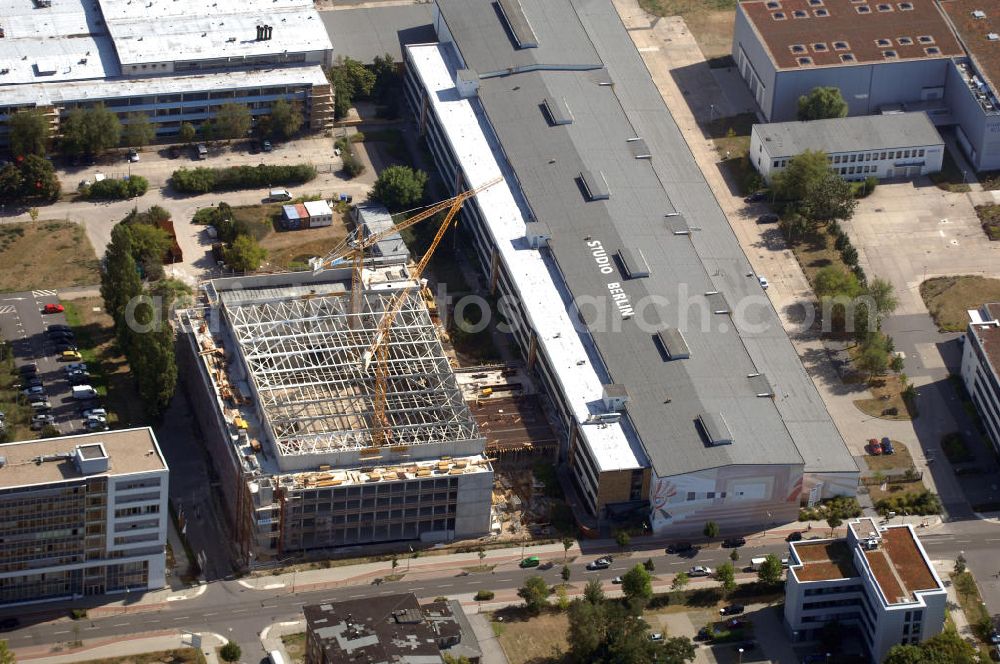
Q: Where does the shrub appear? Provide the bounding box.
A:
[342,152,366,178]
[85,176,148,200]
[799,496,862,521]
[474,590,495,601]
[219,641,241,662]
[171,163,316,194]
[874,490,942,516]
[840,244,859,266]
[70,608,87,619]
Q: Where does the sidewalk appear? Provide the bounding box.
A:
[16,630,226,663]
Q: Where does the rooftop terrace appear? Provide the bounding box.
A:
[862,523,940,604]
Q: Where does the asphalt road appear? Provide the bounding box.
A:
[6,527,999,661]
[0,290,96,436]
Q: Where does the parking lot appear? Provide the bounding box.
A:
[0,290,105,437]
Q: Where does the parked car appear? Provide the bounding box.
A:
[18,362,38,375]
[519,556,540,568]
[867,438,882,455]
[786,531,803,542]
[60,350,83,362]
[649,632,663,642]
[196,143,208,159]
[42,303,64,314]
[666,542,694,555]
[587,557,613,571]
[611,576,622,584]
[722,537,747,548]
[262,140,273,152]
[695,627,714,641]
[989,645,1000,662]
[30,400,52,411]
[756,213,779,224]
[22,386,47,398]
[881,437,895,455]
[989,629,1000,645]
[688,565,712,577]
[744,191,769,203]
[267,188,292,202]
[127,149,140,163]
[82,408,107,419]
[47,330,75,341]
[55,343,79,353]
[69,374,91,386]
[0,617,19,631]
[758,276,769,290]
[64,362,88,373]
[720,604,745,616]
[83,419,108,432]
[22,377,43,388]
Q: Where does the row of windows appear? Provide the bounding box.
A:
[287,518,455,549]
[288,492,457,514]
[832,148,925,164]
[113,532,160,546]
[837,165,877,176]
[295,478,457,500]
[291,504,456,527]
[115,478,161,492]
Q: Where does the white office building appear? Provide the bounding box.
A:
[0,429,169,605]
[960,303,1000,452]
[750,113,945,182]
[785,517,946,663]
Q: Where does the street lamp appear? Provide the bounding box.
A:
[737,647,744,663]
[710,103,716,124]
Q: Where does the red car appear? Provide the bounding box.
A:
[42,303,64,314]
[867,438,882,455]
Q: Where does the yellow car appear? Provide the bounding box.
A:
[60,350,82,362]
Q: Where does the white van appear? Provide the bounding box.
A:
[72,385,98,400]
[268,651,287,664]
[268,188,292,202]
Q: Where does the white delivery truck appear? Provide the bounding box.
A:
[72,385,98,400]
[750,556,768,572]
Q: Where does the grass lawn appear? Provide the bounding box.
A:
[974,203,1000,241]
[76,648,205,664]
[492,611,569,664]
[952,571,994,659]
[281,632,306,664]
[920,275,1000,332]
[863,440,914,473]
[63,298,146,428]
[0,221,99,293]
[790,229,843,293]
[0,343,38,441]
[638,0,736,59]
[867,479,926,504]
[852,373,916,421]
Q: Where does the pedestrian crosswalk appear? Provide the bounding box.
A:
[32,290,56,298]
[0,305,15,315]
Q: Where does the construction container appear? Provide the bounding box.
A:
[303,199,333,228]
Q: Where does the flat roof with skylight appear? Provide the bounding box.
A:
[941,1,1000,96]
[739,0,963,70]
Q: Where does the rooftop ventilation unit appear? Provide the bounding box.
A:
[989,33,1000,41]
[525,221,551,249]
[748,373,775,397]
[542,97,573,125]
[75,443,109,474]
[579,169,610,201]
[972,9,987,19]
[705,291,730,314]
[497,0,538,49]
[656,327,690,359]
[456,69,479,98]
[667,215,690,235]
[698,412,733,446]
[627,137,651,159]
[602,384,630,412]
[618,247,650,279]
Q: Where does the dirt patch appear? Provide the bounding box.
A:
[493,610,570,664]
[920,275,1000,332]
[260,223,350,270]
[0,221,99,293]
[76,649,204,664]
[63,298,146,428]
[640,0,736,59]
[790,230,844,291]
[281,632,306,664]
[974,203,1000,241]
[867,479,925,504]
[852,373,916,421]
[863,440,914,473]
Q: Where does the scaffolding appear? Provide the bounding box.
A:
[223,288,478,457]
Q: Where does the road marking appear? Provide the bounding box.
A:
[204,612,218,616]
[0,306,15,315]
[32,290,56,297]
[348,594,363,599]
[52,630,69,635]
[411,587,424,591]
[638,46,660,52]
[231,609,248,614]
[113,622,130,627]
[440,584,453,588]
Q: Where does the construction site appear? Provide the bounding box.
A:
[178,188,563,564]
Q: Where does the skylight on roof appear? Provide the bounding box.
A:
[793,9,808,17]
[924,46,940,55]
[877,3,892,11]
[898,1,913,9]
[897,36,913,45]
[883,49,898,58]
[856,5,871,13]
[809,0,824,5]
[497,0,538,49]
[790,44,807,53]
[972,9,986,19]
[918,35,934,44]
[833,41,849,50]
[766,0,780,8]
[798,56,813,66]
[772,11,786,20]
[813,42,828,51]
[876,38,892,47]
[840,53,856,62]
[814,8,829,16]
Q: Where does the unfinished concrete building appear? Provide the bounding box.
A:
[179,268,492,564]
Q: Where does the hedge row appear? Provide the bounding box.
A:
[85,176,149,200]
[170,164,317,194]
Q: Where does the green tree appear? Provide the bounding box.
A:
[814,265,862,298]
[882,644,925,664]
[661,637,697,664]
[267,99,304,140]
[124,223,172,271]
[213,103,252,141]
[567,598,605,662]
[583,577,605,605]
[372,53,401,116]
[219,641,241,662]
[954,553,967,575]
[801,172,857,223]
[671,571,689,591]
[715,562,736,594]
[757,554,783,586]
[128,306,178,419]
[561,565,571,583]
[17,155,61,202]
[826,515,843,536]
[890,354,905,374]
[40,424,61,438]
[0,165,24,202]
[866,277,899,326]
[562,536,574,561]
[517,575,550,615]
[797,86,849,121]
[729,549,740,563]
[101,224,143,348]
[123,112,155,149]
[703,521,719,540]
[0,640,14,664]
[771,149,831,203]
[223,234,266,272]
[616,530,631,552]
[556,584,570,611]
[370,165,428,211]
[8,109,50,157]
[643,558,655,572]
[858,343,889,381]
[178,122,197,145]
[61,104,121,156]
[443,655,472,664]
[329,56,376,120]
[621,564,653,610]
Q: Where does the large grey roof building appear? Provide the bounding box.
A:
[405,0,857,535]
